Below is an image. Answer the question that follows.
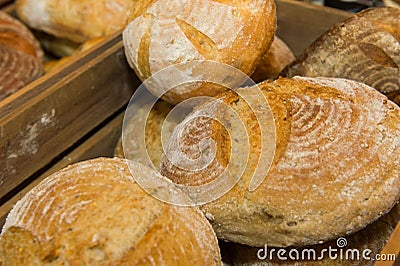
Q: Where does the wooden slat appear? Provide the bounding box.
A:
[0,112,124,227]
[374,222,400,266]
[276,0,352,56]
[0,32,139,201]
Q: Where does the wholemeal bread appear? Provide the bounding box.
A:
[225,203,400,265]
[0,11,43,100]
[251,36,295,82]
[123,0,276,104]
[115,100,176,168]
[16,0,135,43]
[0,158,222,265]
[283,7,400,105]
[160,77,400,247]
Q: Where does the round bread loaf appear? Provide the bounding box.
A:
[251,36,295,82]
[0,158,221,265]
[16,0,134,43]
[160,77,400,247]
[0,11,43,100]
[123,0,276,104]
[283,7,400,105]
[115,100,176,168]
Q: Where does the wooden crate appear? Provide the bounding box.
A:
[0,32,139,203]
[0,0,398,264]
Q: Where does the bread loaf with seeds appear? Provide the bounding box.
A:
[283,7,400,105]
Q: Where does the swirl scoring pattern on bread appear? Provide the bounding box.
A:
[1,158,221,265]
[160,77,400,247]
[0,11,43,100]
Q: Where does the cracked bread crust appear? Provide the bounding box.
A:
[123,0,276,104]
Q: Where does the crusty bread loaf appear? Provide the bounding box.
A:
[115,100,176,168]
[0,11,43,100]
[283,7,400,105]
[160,77,400,247]
[251,36,295,82]
[16,0,134,43]
[226,203,400,265]
[0,158,221,265]
[123,0,276,104]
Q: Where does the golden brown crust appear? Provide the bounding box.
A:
[123,0,276,104]
[0,11,43,100]
[251,36,295,82]
[224,203,400,265]
[114,100,176,168]
[283,7,400,105]
[16,0,134,43]
[0,227,42,266]
[160,77,400,247]
[1,158,221,265]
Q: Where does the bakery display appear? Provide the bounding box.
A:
[16,0,135,43]
[0,0,399,263]
[123,0,277,104]
[0,158,222,265]
[160,77,400,247]
[283,7,400,105]
[251,36,295,82]
[114,100,177,168]
[0,11,43,100]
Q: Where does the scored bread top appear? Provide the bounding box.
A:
[160,77,400,247]
[1,158,221,265]
[123,0,276,104]
[283,7,400,105]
